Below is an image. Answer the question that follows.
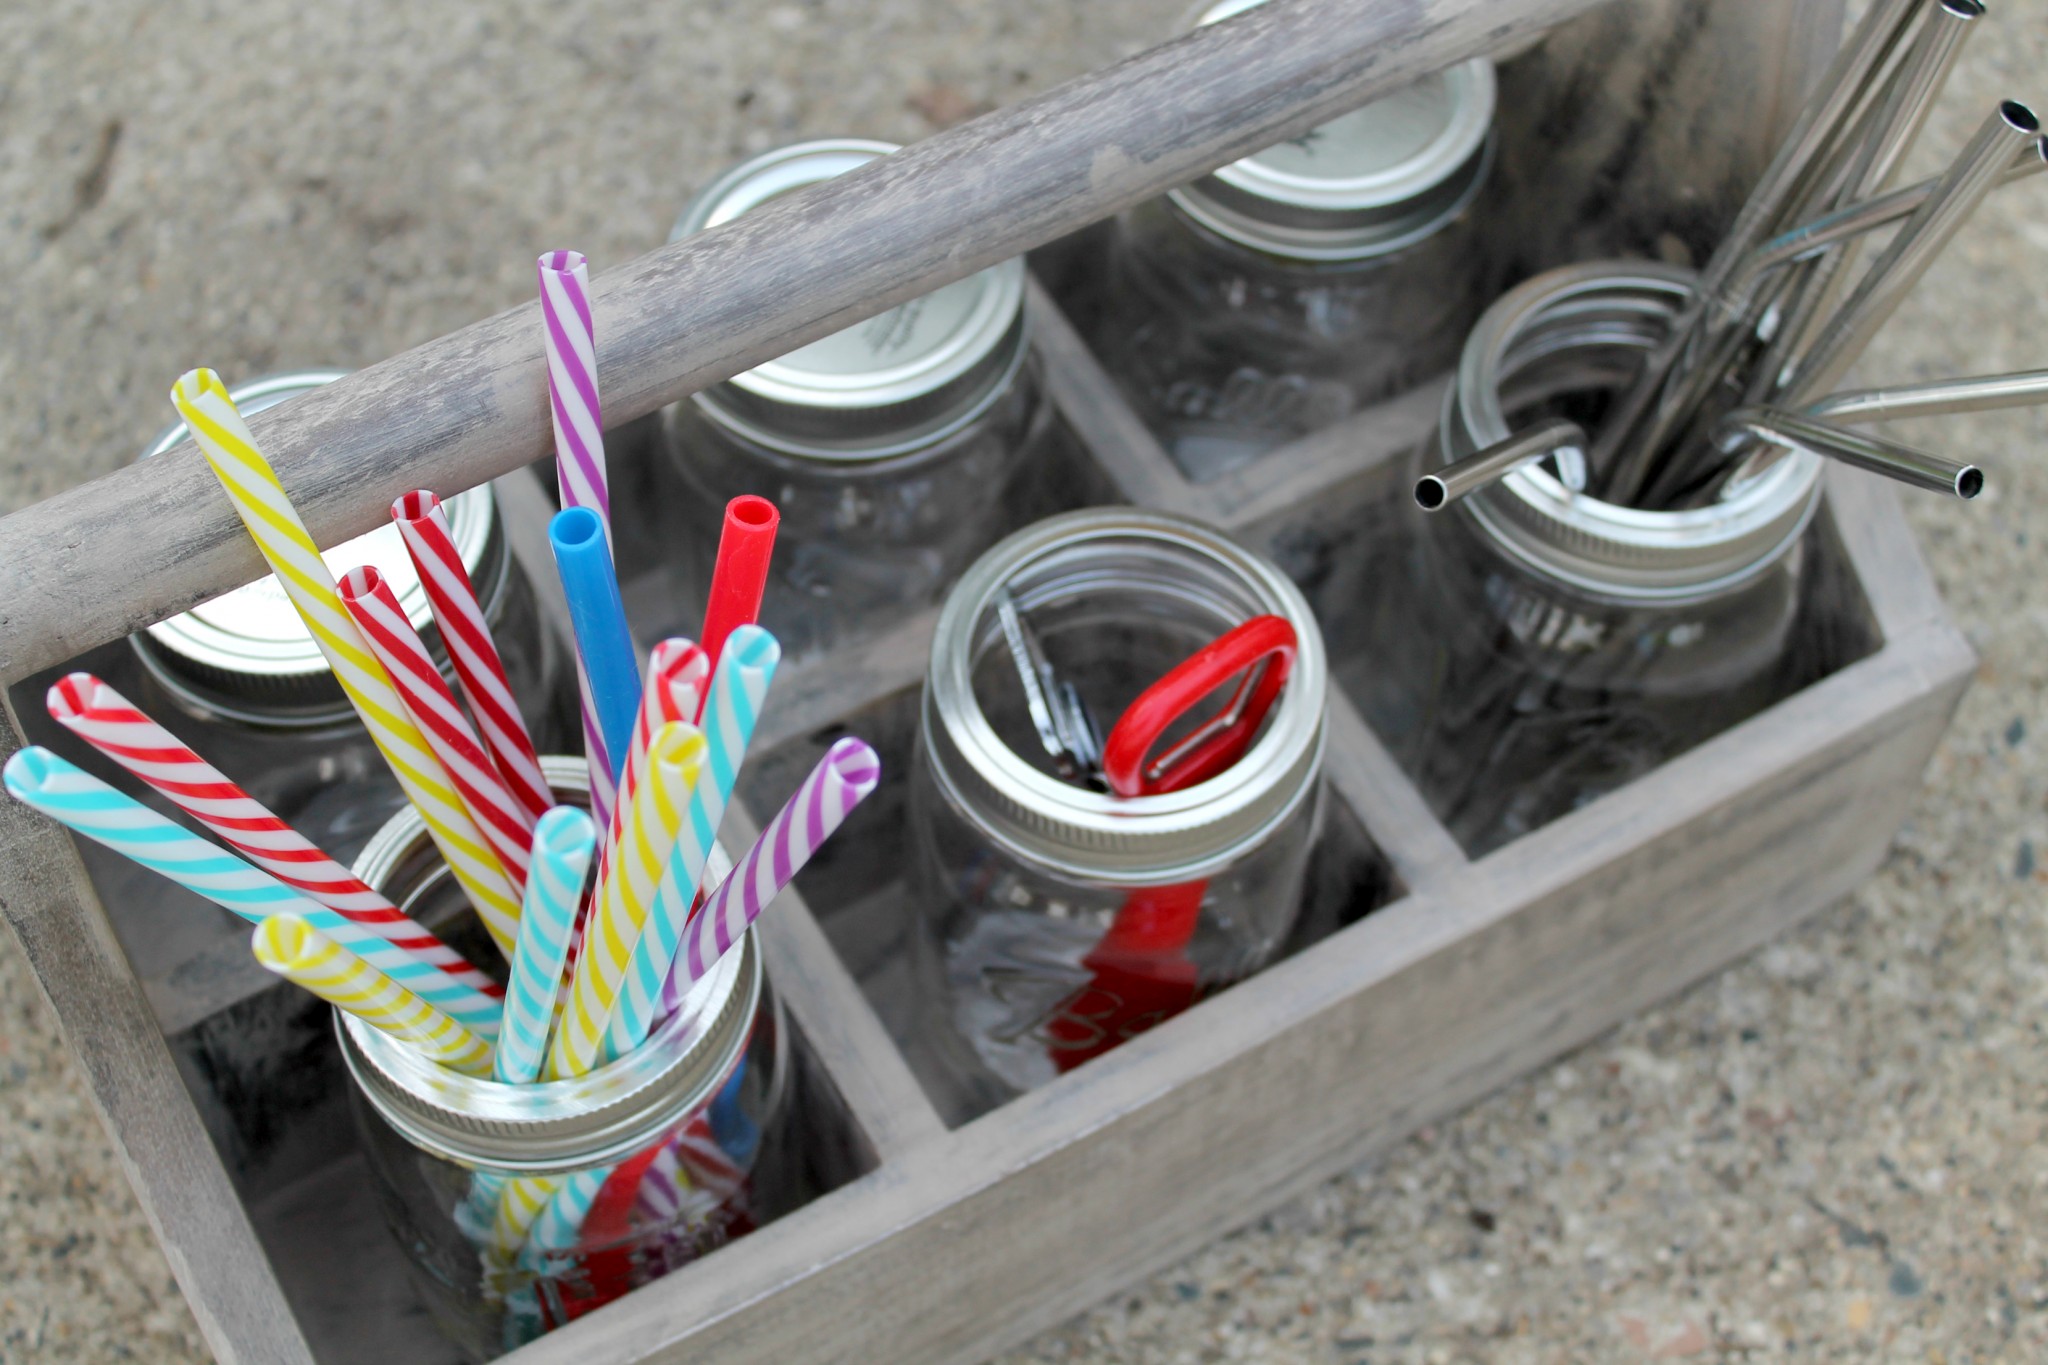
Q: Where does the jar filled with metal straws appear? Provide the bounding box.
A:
[663,139,1053,658]
[1381,262,1837,856]
[128,370,575,860]
[907,508,1327,1124]
[340,761,791,1359]
[1092,1,1497,481]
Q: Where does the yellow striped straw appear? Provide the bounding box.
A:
[546,721,704,1079]
[172,370,523,957]
[488,1175,557,1263]
[252,914,494,1076]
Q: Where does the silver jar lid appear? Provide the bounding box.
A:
[339,757,756,1173]
[1171,0,1495,261]
[923,508,1327,884]
[1443,261,1824,602]
[671,139,1028,459]
[132,371,500,726]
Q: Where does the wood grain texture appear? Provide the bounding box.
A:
[0,0,1609,687]
[0,698,313,1365]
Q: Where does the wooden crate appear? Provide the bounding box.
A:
[0,2,1973,1364]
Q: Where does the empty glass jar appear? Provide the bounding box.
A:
[342,760,789,1359]
[663,139,1053,658]
[129,370,575,860]
[1094,4,1498,481]
[1384,261,1828,855]
[907,508,1328,1124]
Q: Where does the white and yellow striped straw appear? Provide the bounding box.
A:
[171,370,523,956]
[251,914,494,1076]
[546,721,703,1079]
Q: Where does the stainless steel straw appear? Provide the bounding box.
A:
[1716,406,1984,500]
[1812,368,2048,422]
[1414,418,1588,512]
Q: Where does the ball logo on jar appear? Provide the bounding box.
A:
[1161,365,1354,434]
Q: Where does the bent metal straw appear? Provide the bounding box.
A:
[171,369,524,955]
[2,747,503,1035]
[253,913,495,1077]
[44,671,499,1002]
[548,722,706,1080]
[605,625,780,1059]
[495,807,597,1085]
[393,490,553,829]
[662,736,881,1012]
[539,250,618,828]
[340,565,534,893]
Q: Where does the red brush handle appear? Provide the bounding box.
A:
[698,495,779,707]
[1101,614,1297,798]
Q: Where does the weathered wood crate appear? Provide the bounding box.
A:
[0,2,1977,1363]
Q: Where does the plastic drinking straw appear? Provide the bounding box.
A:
[660,737,880,1012]
[604,626,780,1059]
[251,913,495,1076]
[593,639,709,909]
[549,507,641,782]
[495,807,596,1084]
[539,251,618,830]
[44,671,499,1002]
[171,369,524,954]
[548,722,705,1080]
[392,490,552,829]
[489,1174,558,1263]
[340,566,533,898]
[3,748,503,1035]
[697,495,780,693]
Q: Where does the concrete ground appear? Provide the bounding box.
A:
[1,1,2044,1361]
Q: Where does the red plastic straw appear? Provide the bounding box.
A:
[697,496,779,706]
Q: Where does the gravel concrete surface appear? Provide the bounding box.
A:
[2,2,2045,1362]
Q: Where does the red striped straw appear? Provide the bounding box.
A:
[391,491,551,829]
[338,566,532,895]
[538,249,617,828]
[45,672,499,996]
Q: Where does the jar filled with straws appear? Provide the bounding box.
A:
[338,759,787,1357]
[1379,262,1837,857]
[906,508,1328,1125]
[659,139,1054,658]
[1090,0,1497,481]
[5,354,882,1357]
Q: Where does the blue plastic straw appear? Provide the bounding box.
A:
[549,507,642,779]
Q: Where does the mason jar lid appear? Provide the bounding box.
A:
[339,757,756,1173]
[1444,261,1825,602]
[923,509,1327,884]
[1170,1,1495,261]
[133,370,501,725]
[671,139,1028,459]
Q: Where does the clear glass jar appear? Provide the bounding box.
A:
[128,371,577,862]
[661,139,1053,659]
[342,759,789,1359]
[1382,262,1828,856]
[907,509,1328,1124]
[1093,28,1499,482]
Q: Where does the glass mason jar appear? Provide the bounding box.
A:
[341,759,788,1359]
[907,508,1328,1124]
[662,139,1053,659]
[1094,7,1498,482]
[1388,261,1826,856]
[129,371,576,861]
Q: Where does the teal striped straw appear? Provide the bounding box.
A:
[494,806,597,1084]
[514,1165,611,1273]
[601,625,779,1060]
[3,748,502,1035]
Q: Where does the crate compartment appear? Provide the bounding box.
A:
[734,678,1401,1127]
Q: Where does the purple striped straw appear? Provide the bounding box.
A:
[659,737,880,1013]
[538,249,617,825]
